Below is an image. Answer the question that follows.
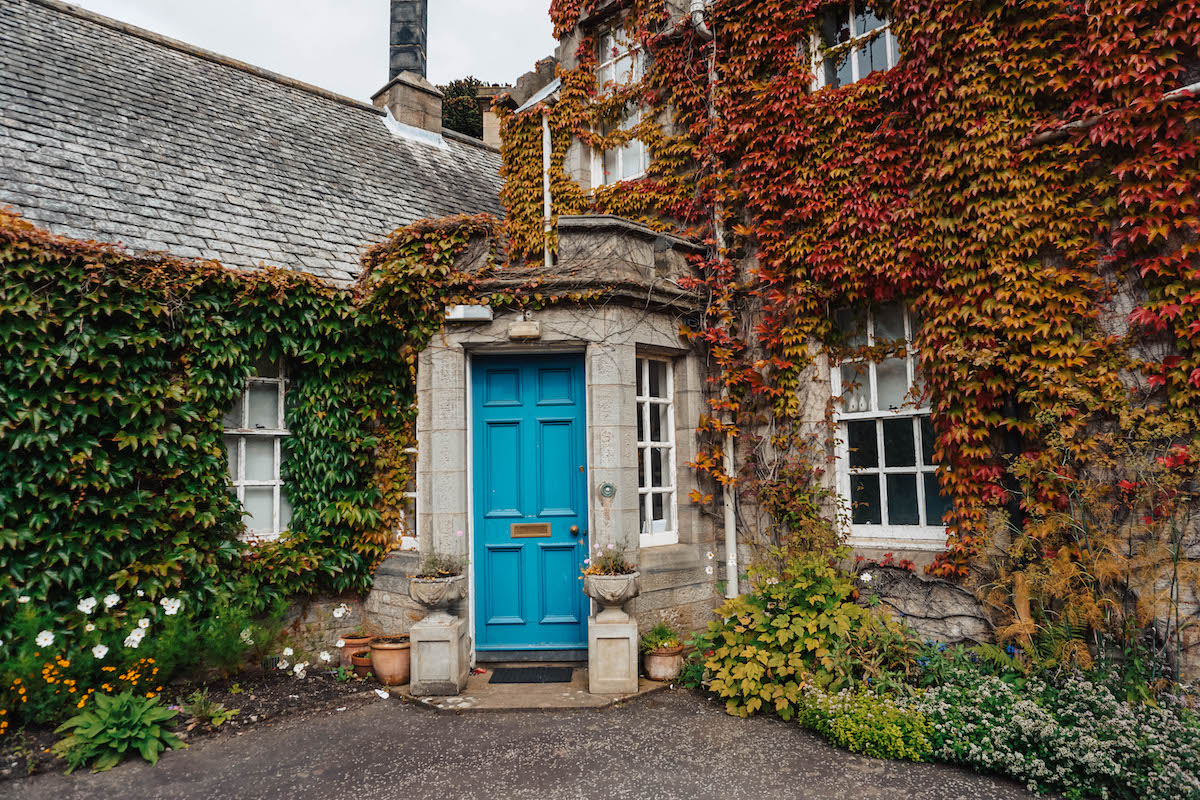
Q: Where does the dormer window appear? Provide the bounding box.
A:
[593,26,649,186]
[811,2,896,90]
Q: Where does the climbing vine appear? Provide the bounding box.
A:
[524,0,1200,650]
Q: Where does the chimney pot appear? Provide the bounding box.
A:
[390,0,428,80]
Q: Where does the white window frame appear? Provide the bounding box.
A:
[592,25,649,186]
[810,1,897,91]
[399,446,419,550]
[830,305,947,549]
[636,355,678,548]
[223,358,290,541]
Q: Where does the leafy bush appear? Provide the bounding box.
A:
[180,689,239,729]
[639,622,681,653]
[913,670,1200,800]
[52,691,183,773]
[796,686,931,762]
[700,547,870,718]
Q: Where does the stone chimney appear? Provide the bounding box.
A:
[373,0,442,136]
[389,0,428,79]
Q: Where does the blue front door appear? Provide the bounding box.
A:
[472,354,588,651]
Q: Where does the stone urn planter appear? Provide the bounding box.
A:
[583,572,641,622]
[409,574,466,618]
[337,633,375,668]
[644,645,685,681]
[369,635,411,686]
[350,650,373,679]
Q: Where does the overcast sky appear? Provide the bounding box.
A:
[69,0,557,101]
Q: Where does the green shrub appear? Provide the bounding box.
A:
[52,691,183,773]
[639,622,681,653]
[797,686,931,761]
[700,547,872,718]
[914,670,1200,800]
[180,689,239,729]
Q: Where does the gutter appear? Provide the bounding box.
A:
[690,0,714,41]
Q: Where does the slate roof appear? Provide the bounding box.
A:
[0,0,504,282]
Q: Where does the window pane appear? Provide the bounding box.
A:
[648,360,667,398]
[851,474,881,524]
[920,416,936,466]
[651,447,665,488]
[649,403,669,443]
[847,420,877,468]
[224,436,239,480]
[615,55,633,85]
[243,487,274,531]
[856,5,887,35]
[886,474,919,525]
[603,146,619,184]
[924,472,950,525]
[636,359,645,395]
[821,5,851,48]
[279,490,292,532]
[638,446,646,487]
[836,308,867,348]
[876,357,909,410]
[251,354,279,378]
[652,492,664,522]
[244,438,276,482]
[883,418,916,467]
[840,363,870,413]
[639,495,647,533]
[874,303,906,343]
[222,401,242,430]
[824,51,852,89]
[637,404,645,441]
[247,384,280,429]
[858,34,890,79]
[621,140,644,179]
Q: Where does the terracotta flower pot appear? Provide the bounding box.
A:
[350,650,373,679]
[369,636,411,686]
[644,645,685,682]
[339,634,375,668]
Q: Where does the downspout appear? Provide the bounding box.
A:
[542,109,553,271]
[691,0,736,597]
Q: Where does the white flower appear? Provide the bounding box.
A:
[332,607,346,619]
[137,617,150,629]
[0,638,4,647]
[136,589,145,597]
[92,644,109,659]
[706,551,715,560]
[335,639,346,648]
[84,623,96,632]
[240,628,255,644]
[35,630,54,647]
[282,646,294,657]
[705,566,714,575]
[859,572,874,584]
[17,596,30,604]
[293,662,308,679]
[319,651,332,663]
[103,593,120,608]
[123,629,144,648]
[278,659,290,670]
[160,598,182,616]
[374,689,389,699]
[77,596,98,614]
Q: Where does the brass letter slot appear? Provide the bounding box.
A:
[511,523,551,538]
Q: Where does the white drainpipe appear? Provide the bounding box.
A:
[690,0,714,41]
[690,0,735,595]
[542,110,553,271]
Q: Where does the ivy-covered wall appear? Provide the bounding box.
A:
[498,0,1200,661]
[0,210,496,639]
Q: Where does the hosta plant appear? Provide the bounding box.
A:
[52,691,184,773]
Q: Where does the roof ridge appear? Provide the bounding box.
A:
[26,0,385,117]
[442,127,500,153]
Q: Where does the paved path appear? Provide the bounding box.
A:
[6,690,1034,800]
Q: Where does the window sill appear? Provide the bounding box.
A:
[638,542,701,573]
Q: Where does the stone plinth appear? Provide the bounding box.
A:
[588,617,638,694]
[409,612,470,696]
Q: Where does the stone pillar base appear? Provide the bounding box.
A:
[409,613,470,696]
[588,616,638,694]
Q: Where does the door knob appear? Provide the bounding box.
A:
[570,525,580,536]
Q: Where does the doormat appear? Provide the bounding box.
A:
[489,666,574,684]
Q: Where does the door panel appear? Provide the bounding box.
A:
[473,355,588,650]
